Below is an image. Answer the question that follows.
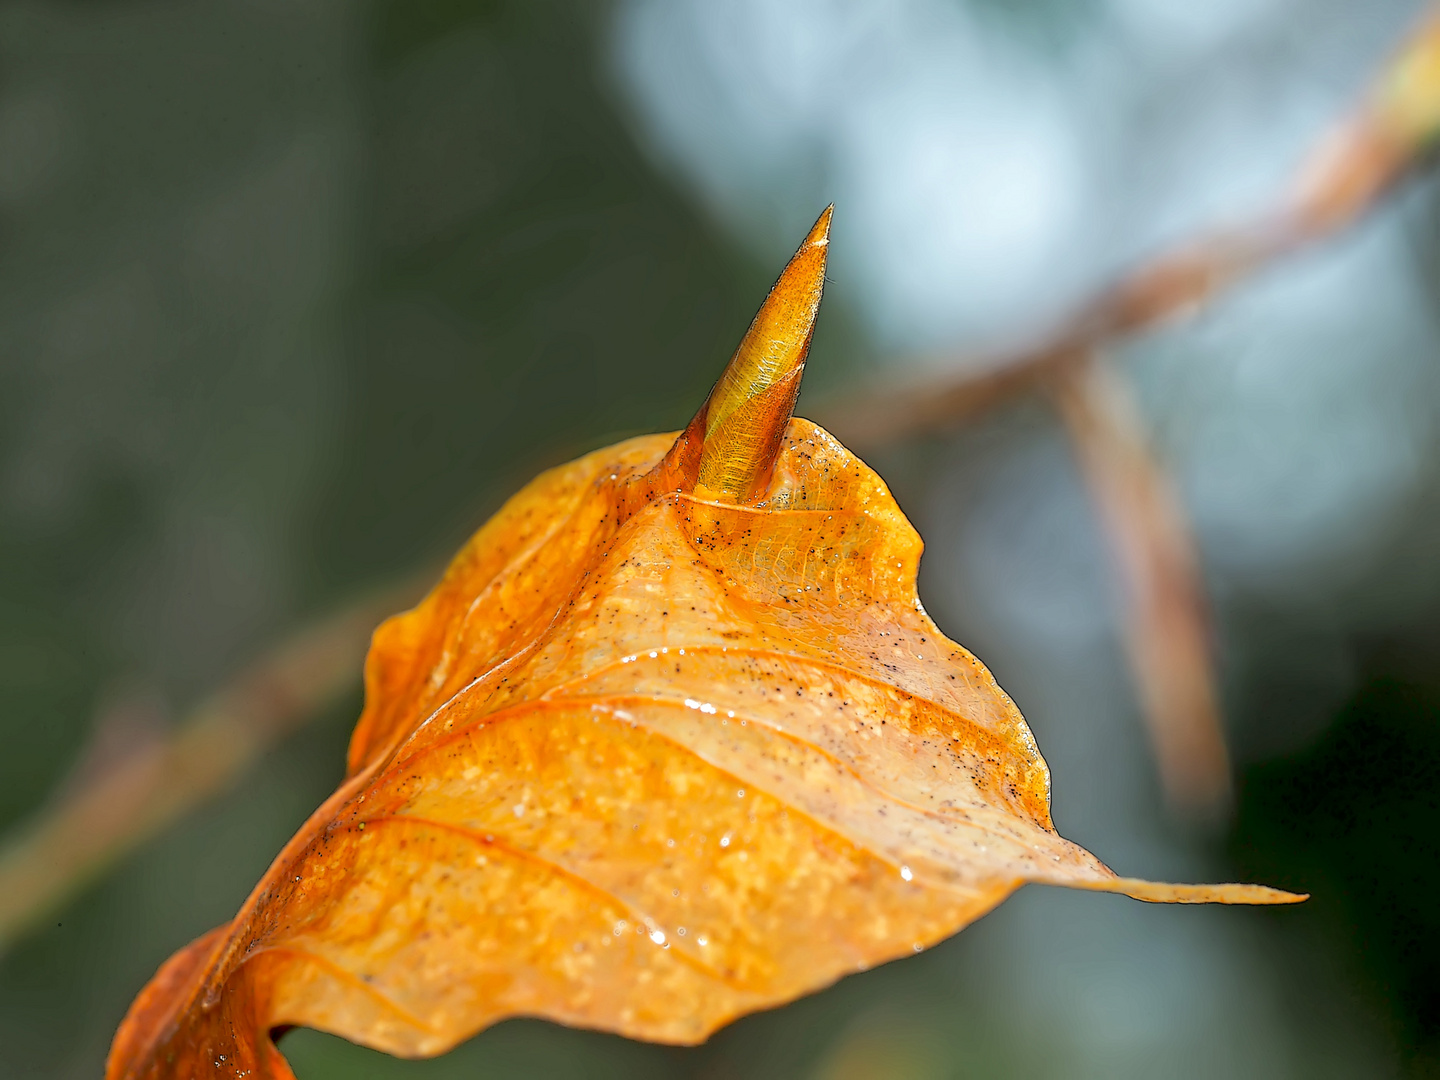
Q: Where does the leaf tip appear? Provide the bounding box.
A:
[1096,876,1309,906]
[688,205,833,504]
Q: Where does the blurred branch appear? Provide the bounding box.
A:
[1052,356,1230,814]
[820,11,1440,449]
[816,10,1440,815]
[0,578,424,953]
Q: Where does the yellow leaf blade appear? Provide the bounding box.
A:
[108,420,1298,1080]
[108,210,1298,1080]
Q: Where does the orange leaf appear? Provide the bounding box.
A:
[107,209,1301,1080]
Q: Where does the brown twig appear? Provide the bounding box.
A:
[820,226,1287,448]
[0,577,425,952]
[819,12,1440,449]
[1051,355,1231,814]
[815,10,1440,813]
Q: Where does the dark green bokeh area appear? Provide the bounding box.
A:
[0,0,863,1074]
[1233,675,1440,1074]
[1,0,1437,1077]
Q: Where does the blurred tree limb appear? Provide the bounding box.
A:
[1,9,1439,953]
[821,7,1440,816]
[0,578,425,952]
[822,11,1440,449]
[1049,355,1231,813]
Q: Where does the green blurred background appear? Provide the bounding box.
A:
[1,0,1439,1076]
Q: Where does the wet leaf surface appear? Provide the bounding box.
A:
[107,213,1299,1080]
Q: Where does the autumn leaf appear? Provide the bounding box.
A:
[107,208,1301,1080]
